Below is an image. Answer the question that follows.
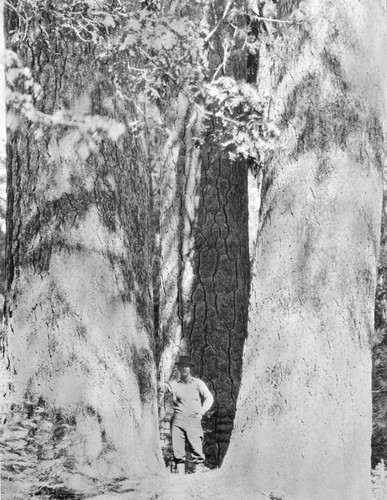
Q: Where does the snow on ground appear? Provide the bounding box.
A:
[84,469,269,500]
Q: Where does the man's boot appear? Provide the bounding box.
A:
[194,462,210,473]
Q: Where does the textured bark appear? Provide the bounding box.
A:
[0,0,6,298]
[0,0,5,173]
[372,188,387,467]
[188,144,249,468]
[2,2,162,493]
[222,1,387,499]
[156,93,200,380]
[186,1,250,468]
[155,95,203,467]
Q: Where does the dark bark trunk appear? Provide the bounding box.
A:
[187,142,249,467]
[372,188,387,467]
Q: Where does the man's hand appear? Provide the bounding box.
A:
[158,381,167,392]
[158,381,171,393]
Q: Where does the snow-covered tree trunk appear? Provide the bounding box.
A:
[0,0,6,298]
[2,2,162,494]
[0,0,7,418]
[222,1,387,499]
[0,0,5,177]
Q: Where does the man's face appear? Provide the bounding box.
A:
[178,364,191,378]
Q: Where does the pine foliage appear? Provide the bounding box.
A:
[372,460,387,500]
[5,0,278,169]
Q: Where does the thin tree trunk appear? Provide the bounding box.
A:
[157,93,198,380]
[155,94,203,466]
[222,1,387,499]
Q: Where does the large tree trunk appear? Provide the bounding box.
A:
[189,133,249,468]
[0,0,6,299]
[222,1,387,499]
[0,0,5,176]
[1,2,162,495]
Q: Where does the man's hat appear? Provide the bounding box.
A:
[175,354,194,367]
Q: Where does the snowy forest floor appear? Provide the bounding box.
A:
[82,470,268,500]
[3,463,387,499]
[82,466,387,500]
[2,469,269,500]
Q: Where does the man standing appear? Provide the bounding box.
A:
[160,354,214,474]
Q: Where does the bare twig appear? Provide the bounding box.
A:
[4,0,30,41]
[204,0,233,43]
[253,15,299,24]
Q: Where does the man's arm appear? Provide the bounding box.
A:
[198,380,214,415]
[157,381,173,393]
